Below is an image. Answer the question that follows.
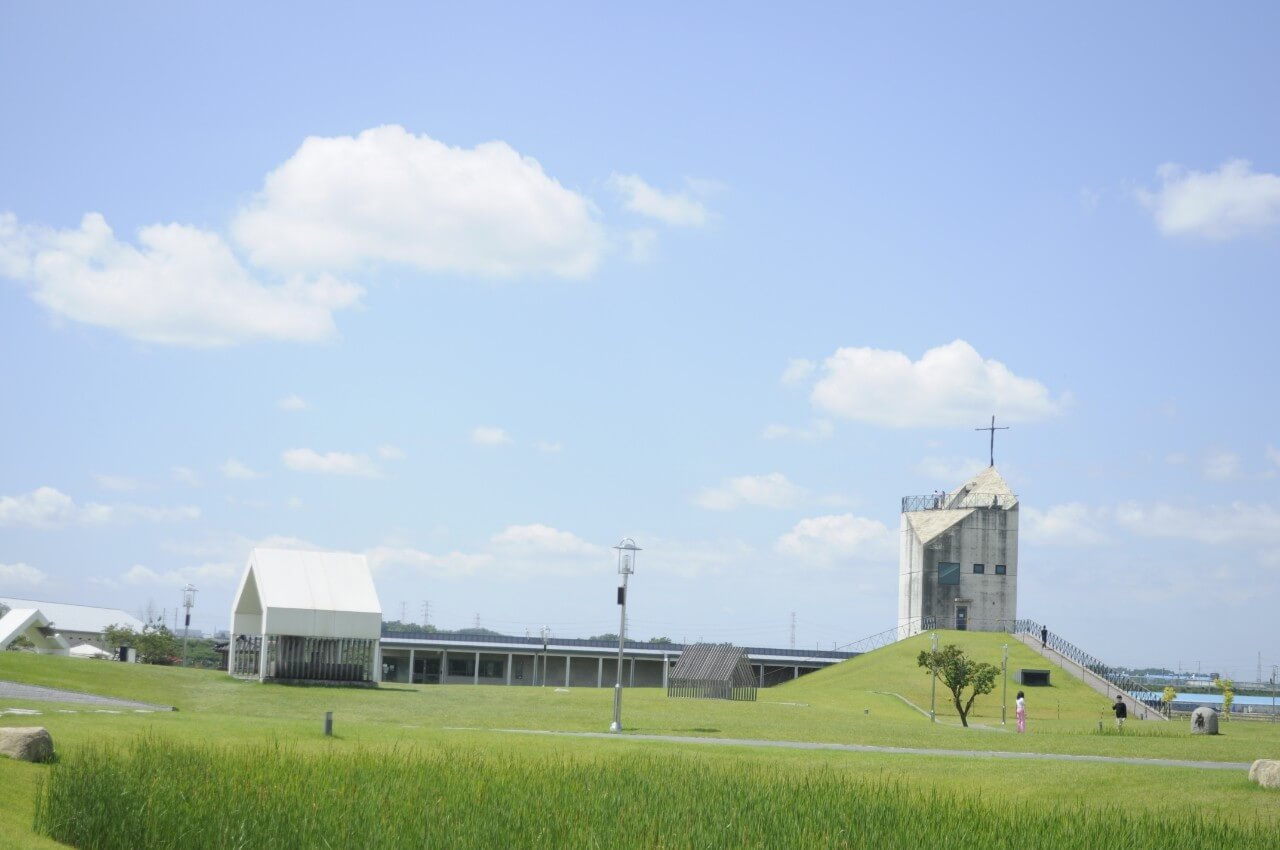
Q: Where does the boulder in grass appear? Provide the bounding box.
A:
[0,727,54,762]
[1250,760,1280,790]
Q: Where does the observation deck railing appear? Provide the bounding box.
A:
[901,492,1018,512]
[1013,619,1167,716]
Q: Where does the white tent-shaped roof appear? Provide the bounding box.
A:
[70,643,114,659]
[231,548,382,641]
[0,609,71,655]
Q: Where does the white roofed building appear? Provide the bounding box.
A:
[0,608,71,655]
[229,548,383,684]
[0,597,143,650]
[898,466,1019,635]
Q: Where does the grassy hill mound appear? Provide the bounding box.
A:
[780,630,1116,724]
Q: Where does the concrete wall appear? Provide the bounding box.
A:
[901,506,1017,634]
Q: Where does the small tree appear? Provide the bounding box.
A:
[1213,678,1234,721]
[102,623,136,653]
[1161,685,1177,716]
[917,643,1000,727]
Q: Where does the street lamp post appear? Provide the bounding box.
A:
[611,538,640,732]
[929,632,939,723]
[540,626,549,688]
[1001,643,1009,725]
[1272,665,1276,724]
[181,584,197,667]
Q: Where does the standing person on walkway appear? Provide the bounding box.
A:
[1040,626,1048,648]
[1016,690,1026,733]
[1112,695,1128,731]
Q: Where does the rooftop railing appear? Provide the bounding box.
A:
[901,492,1017,512]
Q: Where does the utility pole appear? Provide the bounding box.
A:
[181,585,197,667]
[1001,643,1009,725]
[474,613,481,630]
[421,601,430,628]
[930,632,939,723]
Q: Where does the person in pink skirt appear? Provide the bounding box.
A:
[1016,690,1026,732]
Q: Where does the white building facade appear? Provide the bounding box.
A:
[898,466,1018,635]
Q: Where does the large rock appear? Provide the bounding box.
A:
[1190,706,1219,735]
[1250,760,1280,789]
[0,727,54,762]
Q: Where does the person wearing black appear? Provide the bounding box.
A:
[1112,696,1128,730]
[1040,626,1048,648]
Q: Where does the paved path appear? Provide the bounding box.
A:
[0,680,173,711]
[473,728,1250,771]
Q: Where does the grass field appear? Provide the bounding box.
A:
[3,631,1279,848]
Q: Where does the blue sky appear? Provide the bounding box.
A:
[2,4,1278,679]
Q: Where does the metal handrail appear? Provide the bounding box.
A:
[902,493,1017,512]
[1013,619,1167,716]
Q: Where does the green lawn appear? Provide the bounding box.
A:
[2,632,1279,849]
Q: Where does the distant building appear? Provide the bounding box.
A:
[0,597,143,650]
[898,466,1018,634]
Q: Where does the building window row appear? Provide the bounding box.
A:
[939,562,1007,582]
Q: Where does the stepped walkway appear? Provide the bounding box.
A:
[1010,621,1166,722]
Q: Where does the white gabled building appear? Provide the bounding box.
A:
[0,597,143,650]
[898,466,1019,635]
[0,608,71,655]
[229,548,383,684]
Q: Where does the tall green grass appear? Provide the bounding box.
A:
[35,736,1273,850]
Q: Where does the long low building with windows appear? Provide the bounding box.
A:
[378,629,854,689]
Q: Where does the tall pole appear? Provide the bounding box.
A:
[612,569,629,732]
[1002,643,1009,725]
[541,626,549,688]
[1272,665,1276,724]
[181,584,196,667]
[930,632,939,723]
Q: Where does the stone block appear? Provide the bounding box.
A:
[0,726,54,762]
[1190,706,1219,735]
[1250,760,1280,789]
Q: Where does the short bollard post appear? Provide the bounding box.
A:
[324,711,333,736]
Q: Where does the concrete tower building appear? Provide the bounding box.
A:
[898,466,1018,634]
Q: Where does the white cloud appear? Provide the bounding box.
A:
[0,212,362,347]
[221,458,263,480]
[0,562,46,586]
[781,358,816,386]
[471,426,512,446]
[377,444,407,460]
[693,473,809,511]
[491,524,604,558]
[121,560,241,587]
[0,486,197,528]
[94,474,139,492]
[535,441,562,454]
[1115,501,1280,549]
[1137,160,1280,240]
[369,524,606,581]
[172,466,201,486]
[810,340,1063,427]
[1022,503,1110,546]
[625,228,658,262]
[1203,450,1240,481]
[607,173,709,227]
[277,394,308,411]
[913,456,987,483]
[366,546,495,578]
[775,514,894,565]
[232,126,605,279]
[761,420,834,441]
[282,448,380,478]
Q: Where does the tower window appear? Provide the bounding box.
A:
[995,564,1007,575]
[938,562,960,586]
[973,563,985,574]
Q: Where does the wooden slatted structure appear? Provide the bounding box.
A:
[667,642,757,701]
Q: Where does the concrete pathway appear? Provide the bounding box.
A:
[0,679,173,711]
[471,728,1250,771]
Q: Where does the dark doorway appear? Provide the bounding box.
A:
[956,606,968,631]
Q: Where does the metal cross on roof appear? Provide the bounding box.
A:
[975,415,1009,467]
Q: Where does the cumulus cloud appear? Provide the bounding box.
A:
[471,426,512,446]
[232,126,605,278]
[0,212,362,347]
[775,514,894,565]
[0,486,197,528]
[277,394,308,411]
[1022,503,1110,546]
[1115,501,1280,550]
[607,173,709,227]
[1137,160,1280,240]
[368,523,604,580]
[491,524,604,558]
[0,562,46,586]
[121,560,241,587]
[221,458,263,480]
[693,473,810,511]
[781,358,816,386]
[282,448,380,478]
[1202,450,1240,481]
[366,545,495,578]
[94,474,139,492]
[810,340,1063,427]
